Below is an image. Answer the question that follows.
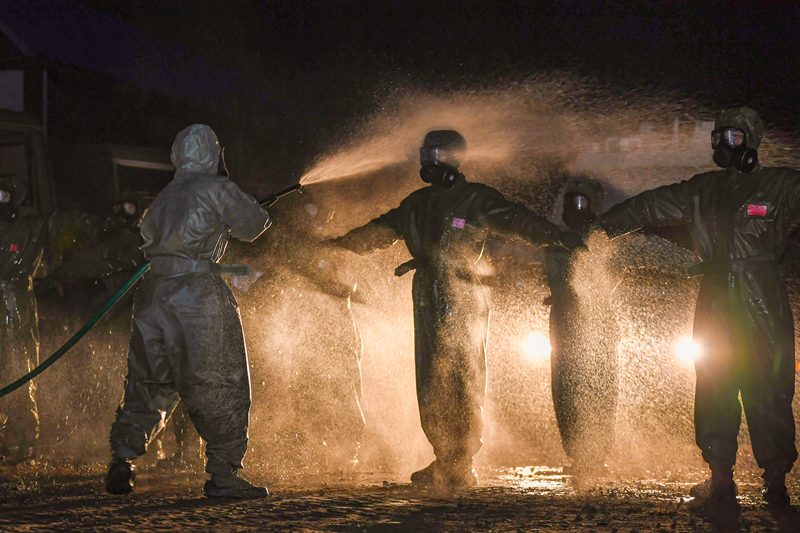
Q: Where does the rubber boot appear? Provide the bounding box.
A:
[410,459,443,486]
[203,472,268,499]
[444,456,478,489]
[105,459,135,495]
[762,468,791,507]
[689,466,738,514]
[411,457,477,489]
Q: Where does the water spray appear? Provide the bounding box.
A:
[293,88,576,188]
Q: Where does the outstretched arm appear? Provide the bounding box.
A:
[602,179,695,238]
[332,206,404,255]
[479,190,582,249]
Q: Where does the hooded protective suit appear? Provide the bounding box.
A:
[602,108,799,478]
[336,172,575,469]
[0,179,50,462]
[545,177,619,470]
[109,124,270,478]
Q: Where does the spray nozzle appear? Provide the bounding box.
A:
[259,183,303,209]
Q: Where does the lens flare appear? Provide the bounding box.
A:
[675,337,699,364]
[522,332,551,360]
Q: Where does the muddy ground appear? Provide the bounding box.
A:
[1,464,799,532]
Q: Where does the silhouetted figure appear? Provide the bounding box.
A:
[603,107,798,511]
[45,190,146,311]
[154,400,204,472]
[546,177,619,477]
[0,178,50,464]
[331,130,583,489]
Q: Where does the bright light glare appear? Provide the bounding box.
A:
[675,337,699,363]
[522,332,551,360]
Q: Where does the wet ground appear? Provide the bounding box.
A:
[1,464,799,532]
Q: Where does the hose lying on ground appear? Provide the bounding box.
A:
[0,263,150,399]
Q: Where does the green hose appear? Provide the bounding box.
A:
[0,262,151,399]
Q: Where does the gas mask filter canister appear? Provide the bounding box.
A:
[711,127,758,172]
[420,162,459,188]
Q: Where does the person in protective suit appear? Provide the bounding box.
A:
[105,124,271,499]
[44,190,147,310]
[330,130,583,489]
[602,107,798,509]
[93,190,148,310]
[545,177,619,478]
[0,178,50,464]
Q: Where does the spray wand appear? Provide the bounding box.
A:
[259,183,303,208]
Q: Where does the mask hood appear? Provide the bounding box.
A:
[116,189,144,220]
[171,124,222,173]
[714,107,764,150]
[420,130,467,167]
[550,176,605,226]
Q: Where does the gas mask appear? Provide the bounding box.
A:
[419,147,463,188]
[419,130,467,188]
[0,187,18,224]
[121,201,140,228]
[711,127,758,172]
[562,193,595,232]
[420,161,460,188]
[113,190,144,231]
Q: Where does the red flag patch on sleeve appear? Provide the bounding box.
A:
[746,204,768,217]
[9,243,17,252]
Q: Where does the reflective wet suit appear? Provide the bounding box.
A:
[107,124,271,498]
[0,185,50,463]
[335,131,580,487]
[602,107,798,507]
[545,177,619,474]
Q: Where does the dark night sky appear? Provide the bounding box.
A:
[2,0,800,185]
[6,0,800,114]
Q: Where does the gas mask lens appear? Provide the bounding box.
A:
[711,128,745,150]
[567,194,591,212]
[562,193,594,231]
[420,147,438,166]
[419,147,462,168]
[0,189,11,204]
